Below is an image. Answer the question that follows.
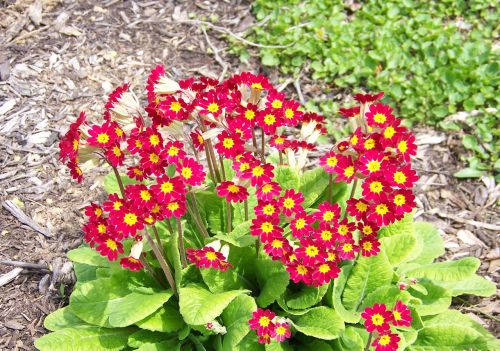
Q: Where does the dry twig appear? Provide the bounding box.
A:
[200,26,228,81]
[2,200,52,237]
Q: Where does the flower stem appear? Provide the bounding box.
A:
[349,178,359,199]
[226,200,232,233]
[143,229,177,295]
[328,173,333,203]
[279,151,283,166]
[207,139,221,182]
[140,254,165,288]
[244,199,249,221]
[219,156,226,181]
[176,218,187,268]
[364,331,373,351]
[152,225,166,257]
[261,129,266,162]
[204,146,216,182]
[111,165,126,199]
[187,192,209,238]
[252,129,258,157]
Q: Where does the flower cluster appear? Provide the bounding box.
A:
[186,246,232,271]
[361,301,412,351]
[320,93,418,258]
[248,308,291,344]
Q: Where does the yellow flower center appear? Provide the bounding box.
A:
[263,204,275,215]
[227,184,240,193]
[350,135,358,145]
[271,99,282,109]
[261,222,273,233]
[363,226,373,235]
[275,326,286,335]
[296,265,308,275]
[124,213,138,226]
[72,139,79,150]
[363,241,373,250]
[394,194,406,206]
[261,183,273,193]
[319,264,330,273]
[321,230,332,241]
[223,138,234,149]
[327,156,338,167]
[337,225,348,235]
[170,101,182,112]
[305,245,318,257]
[372,314,384,326]
[285,108,294,119]
[344,166,355,177]
[259,316,270,327]
[207,102,219,113]
[393,311,402,320]
[113,201,123,211]
[373,113,386,124]
[140,190,151,201]
[367,160,381,172]
[181,167,192,179]
[167,202,179,211]
[263,114,276,125]
[369,181,383,193]
[375,204,388,215]
[150,153,159,163]
[252,166,264,177]
[295,218,305,229]
[398,140,408,153]
[150,134,160,146]
[378,335,391,346]
[106,239,117,250]
[364,138,375,150]
[394,171,407,184]
[97,133,109,144]
[161,181,173,193]
[271,239,283,249]
[113,146,121,157]
[168,146,179,156]
[356,201,368,212]
[283,198,295,209]
[97,224,106,234]
[323,211,335,221]
[384,126,395,139]
[244,109,255,120]
[205,251,217,260]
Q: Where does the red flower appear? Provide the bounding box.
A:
[254,200,280,218]
[127,166,147,181]
[313,201,341,225]
[198,90,224,117]
[68,162,84,183]
[110,206,144,238]
[358,151,386,176]
[216,181,249,203]
[269,134,288,151]
[257,108,282,135]
[390,189,416,217]
[358,221,379,237]
[333,218,355,241]
[290,214,313,239]
[282,100,302,126]
[367,199,396,226]
[240,72,272,91]
[139,148,165,173]
[379,120,405,147]
[152,176,185,203]
[333,154,356,183]
[372,333,400,351]
[296,239,326,266]
[257,333,271,344]
[176,157,206,186]
[87,122,117,148]
[105,83,129,110]
[250,216,282,242]
[320,151,340,174]
[287,262,312,285]
[354,91,384,104]
[164,141,186,163]
[120,256,144,271]
[248,308,275,336]
[360,236,380,257]
[385,164,418,189]
[246,162,274,187]
[271,323,291,342]
[215,131,245,158]
[256,181,281,201]
[346,198,370,220]
[139,128,163,150]
[279,189,305,217]
[392,300,412,327]
[395,133,417,162]
[313,223,336,248]
[266,89,285,110]
[362,176,390,201]
[96,237,124,261]
[365,103,394,127]
[103,193,124,213]
[339,106,360,118]
[235,103,258,125]
[263,234,292,260]
[84,203,104,221]
[126,184,156,210]
[338,238,359,260]
[190,130,205,151]
[311,261,340,286]
[164,199,186,218]
[361,303,393,333]
[158,96,188,121]
[187,246,232,271]
[105,143,125,167]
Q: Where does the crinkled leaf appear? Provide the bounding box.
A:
[135,339,181,351]
[286,283,329,310]
[380,233,417,266]
[201,266,245,294]
[255,258,289,307]
[332,264,360,323]
[274,166,299,191]
[128,329,168,348]
[222,295,258,351]
[408,325,489,350]
[179,285,248,325]
[214,221,255,247]
[70,278,173,327]
[342,251,393,311]
[410,281,451,316]
[378,213,414,238]
[409,222,444,264]
[401,257,480,282]
[299,168,330,208]
[291,306,344,340]
[331,326,366,351]
[73,262,98,282]
[34,326,134,351]
[103,172,138,195]
[436,274,496,297]
[67,247,115,268]
[43,307,86,331]
[136,304,184,333]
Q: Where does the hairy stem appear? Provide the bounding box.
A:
[279,151,283,166]
[261,129,266,162]
[143,229,177,294]
[177,218,187,268]
[219,156,226,181]
[244,199,249,221]
[187,192,209,238]
[364,331,373,351]
[140,254,165,288]
[204,146,216,182]
[252,129,258,157]
[111,165,126,199]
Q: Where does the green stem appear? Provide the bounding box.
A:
[219,156,226,181]
[140,254,165,288]
[176,218,187,268]
[252,129,258,157]
[279,151,283,165]
[111,165,126,199]
[226,200,232,233]
[152,225,166,257]
[165,220,174,235]
[204,146,216,182]
[244,199,249,221]
[364,331,373,351]
[143,229,177,295]
[349,178,359,199]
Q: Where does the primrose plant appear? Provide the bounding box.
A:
[37,68,498,351]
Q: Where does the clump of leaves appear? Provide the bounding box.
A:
[236,0,499,176]
[36,69,498,350]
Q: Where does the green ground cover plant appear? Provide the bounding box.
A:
[236,0,499,175]
[35,68,498,350]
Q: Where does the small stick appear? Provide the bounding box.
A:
[226,201,232,233]
[0,260,48,270]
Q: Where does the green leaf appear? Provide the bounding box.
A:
[73,263,98,282]
[453,167,486,178]
[265,342,294,351]
[408,325,489,350]
[195,190,226,233]
[401,257,480,282]
[135,339,181,351]
[67,247,115,268]
[331,326,366,351]
[214,221,255,247]
[286,283,329,310]
[43,307,86,331]
[201,265,245,294]
[274,166,299,191]
[380,232,417,266]
[34,327,134,351]
[235,333,265,351]
[136,304,184,333]
[410,222,444,264]
[378,213,414,238]
[436,274,496,297]
[255,258,289,307]
[103,172,138,195]
[261,51,280,66]
[342,252,393,311]
[222,295,258,351]
[128,329,168,348]
[70,278,173,327]
[302,340,335,351]
[179,285,248,325]
[331,264,360,323]
[410,281,452,316]
[291,306,345,340]
[298,168,330,208]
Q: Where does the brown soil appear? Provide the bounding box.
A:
[0,0,498,349]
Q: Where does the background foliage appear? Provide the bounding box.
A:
[234,0,499,174]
